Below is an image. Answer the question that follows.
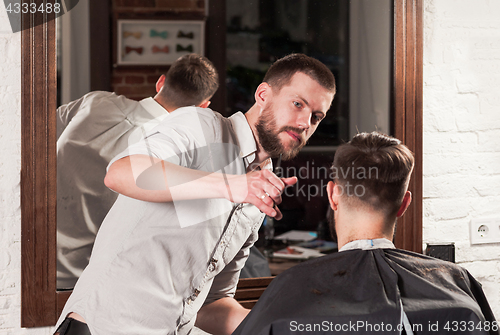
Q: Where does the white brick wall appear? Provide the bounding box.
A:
[0,4,53,335]
[424,0,500,318]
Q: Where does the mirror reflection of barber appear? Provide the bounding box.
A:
[56,55,218,289]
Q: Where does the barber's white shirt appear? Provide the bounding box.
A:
[56,108,269,335]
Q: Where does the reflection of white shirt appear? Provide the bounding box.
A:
[57,91,168,289]
[57,108,270,335]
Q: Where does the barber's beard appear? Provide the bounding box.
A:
[255,105,306,161]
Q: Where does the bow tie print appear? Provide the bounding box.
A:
[176,44,193,53]
[177,30,194,39]
[150,29,168,39]
[125,46,144,55]
[123,31,142,39]
[152,45,170,54]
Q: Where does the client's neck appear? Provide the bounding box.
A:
[153,96,179,113]
[335,207,394,250]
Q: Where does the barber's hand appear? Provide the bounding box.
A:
[226,170,297,220]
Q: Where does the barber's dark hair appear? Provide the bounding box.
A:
[332,132,414,217]
[263,53,336,95]
[159,54,219,108]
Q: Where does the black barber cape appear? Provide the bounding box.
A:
[232,249,498,335]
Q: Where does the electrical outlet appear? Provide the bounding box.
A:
[470,218,500,245]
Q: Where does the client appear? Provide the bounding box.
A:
[233,132,498,335]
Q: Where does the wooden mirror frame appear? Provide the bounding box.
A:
[20,0,423,327]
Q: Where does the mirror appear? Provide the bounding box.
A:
[55,0,393,287]
[224,0,392,277]
[21,0,422,327]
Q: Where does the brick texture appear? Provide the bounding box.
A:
[111,0,203,100]
[423,0,500,318]
[112,67,168,100]
[114,84,156,98]
[113,75,124,84]
[113,0,205,11]
[125,75,145,84]
[147,74,159,84]
[156,0,203,10]
[114,0,156,7]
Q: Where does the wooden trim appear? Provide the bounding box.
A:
[89,0,111,92]
[235,277,275,309]
[206,0,226,115]
[57,291,72,316]
[21,3,58,327]
[239,300,259,309]
[393,0,423,252]
[234,287,268,300]
[236,277,274,288]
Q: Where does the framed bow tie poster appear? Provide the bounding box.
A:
[117,20,204,65]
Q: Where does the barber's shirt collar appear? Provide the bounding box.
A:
[229,112,272,171]
[140,97,169,118]
[339,238,395,252]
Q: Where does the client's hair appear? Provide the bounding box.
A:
[332,132,414,217]
[159,54,219,108]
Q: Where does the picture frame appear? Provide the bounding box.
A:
[117,19,205,66]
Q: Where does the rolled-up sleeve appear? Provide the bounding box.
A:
[203,231,259,306]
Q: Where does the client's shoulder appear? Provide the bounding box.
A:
[271,250,368,285]
[385,248,468,278]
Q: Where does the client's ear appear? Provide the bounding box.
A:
[198,100,211,108]
[327,181,340,211]
[396,191,412,217]
[156,75,166,93]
